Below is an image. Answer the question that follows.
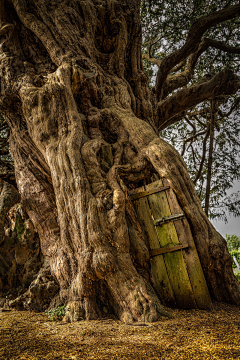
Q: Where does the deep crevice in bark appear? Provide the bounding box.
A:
[0,0,239,323]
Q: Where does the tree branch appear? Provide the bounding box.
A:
[181,130,207,157]
[12,0,63,65]
[170,60,187,73]
[218,96,240,118]
[193,125,211,184]
[155,4,240,100]
[205,99,215,217]
[157,69,240,131]
[161,44,208,99]
[203,38,240,54]
[142,54,161,66]
[184,117,197,134]
[162,37,240,99]
[158,112,186,131]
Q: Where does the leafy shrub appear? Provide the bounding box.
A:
[226,234,240,252]
[45,305,66,321]
[235,272,240,284]
[229,250,240,269]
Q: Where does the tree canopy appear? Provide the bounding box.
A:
[226,234,240,251]
[141,0,240,221]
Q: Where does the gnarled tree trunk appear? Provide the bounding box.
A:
[0,0,239,322]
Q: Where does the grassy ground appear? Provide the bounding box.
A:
[0,302,240,360]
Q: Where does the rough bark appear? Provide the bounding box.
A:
[0,195,60,311]
[0,179,19,244]
[0,183,20,297]
[0,0,239,322]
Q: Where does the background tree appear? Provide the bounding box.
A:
[226,234,240,252]
[160,97,240,221]
[0,0,240,323]
[141,0,240,221]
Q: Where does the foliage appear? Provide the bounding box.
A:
[226,234,240,251]
[235,271,240,283]
[160,98,240,221]
[45,305,66,321]
[141,0,240,221]
[229,250,240,268]
[141,0,240,77]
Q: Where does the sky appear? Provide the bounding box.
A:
[212,181,240,238]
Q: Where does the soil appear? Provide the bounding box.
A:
[0,302,240,360]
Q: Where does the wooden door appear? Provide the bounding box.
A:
[130,179,211,309]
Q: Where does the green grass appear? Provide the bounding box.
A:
[45,305,66,321]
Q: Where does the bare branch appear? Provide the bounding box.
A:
[187,109,209,117]
[184,117,197,134]
[190,144,197,172]
[142,54,161,66]
[192,115,207,128]
[193,126,211,184]
[170,60,187,73]
[181,129,207,157]
[203,38,240,54]
[142,55,186,71]
[162,37,240,99]
[148,35,165,58]
[157,69,240,131]
[155,4,240,99]
[158,112,186,131]
[218,96,240,118]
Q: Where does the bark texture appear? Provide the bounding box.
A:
[0,200,59,312]
[0,0,239,322]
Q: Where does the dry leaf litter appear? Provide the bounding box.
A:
[0,302,240,359]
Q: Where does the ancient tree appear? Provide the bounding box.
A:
[0,0,240,322]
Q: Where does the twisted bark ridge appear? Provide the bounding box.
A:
[0,0,239,322]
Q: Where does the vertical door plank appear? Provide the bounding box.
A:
[146,180,196,309]
[162,179,212,309]
[132,187,176,306]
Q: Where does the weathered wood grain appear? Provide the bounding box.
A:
[132,185,176,307]
[146,180,196,309]
[162,178,212,309]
